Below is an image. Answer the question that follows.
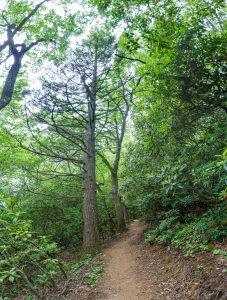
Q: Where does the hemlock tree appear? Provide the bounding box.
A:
[98,105,128,233]
[21,31,118,253]
[97,66,141,232]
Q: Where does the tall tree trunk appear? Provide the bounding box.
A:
[112,171,126,232]
[82,51,100,254]
[83,117,100,253]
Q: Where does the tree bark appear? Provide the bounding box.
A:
[82,51,100,254]
[111,171,126,232]
[0,53,23,110]
[83,126,100,253]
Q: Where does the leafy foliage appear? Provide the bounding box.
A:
[0,200,64,299]
[119,0,227,255]
[0,0,226,297]
[84,261,102,287]
[145,205,226,255]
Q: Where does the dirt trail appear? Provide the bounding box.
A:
[91,220,153,300]
[47,221,226,299]
[88,220,227,300]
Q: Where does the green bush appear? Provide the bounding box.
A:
[146,205,226,256]
[125,146,226,256]
[0,200,66,299]
[84,263,102,287]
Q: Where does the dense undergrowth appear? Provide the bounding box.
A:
[117,0,227,257]
[145,206,226,256]
[0,202,102,299]
[123,146,227,256]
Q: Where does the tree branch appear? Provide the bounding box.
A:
[115,54,146,64]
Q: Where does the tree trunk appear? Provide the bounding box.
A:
[122,201,127,222]
[82,51,100,254]
[102,196,116,236]
[0,55,23,110]
[112,172,126,232]
[83,122,100,253]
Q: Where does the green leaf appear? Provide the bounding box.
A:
[8,276,15,283]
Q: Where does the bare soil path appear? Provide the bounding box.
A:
[87,220,227,300]
[43,220,227,299]
[91,220,150,300]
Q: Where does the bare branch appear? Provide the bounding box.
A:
[115,54,146,64]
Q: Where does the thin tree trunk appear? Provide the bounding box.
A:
[122,201,127,222]
[102,196,116,236]
[112,171,126,232]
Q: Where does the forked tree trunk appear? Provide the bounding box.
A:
[0,0,48,111]
[112,171,126,232]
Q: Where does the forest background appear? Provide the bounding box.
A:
[0,0,226,298]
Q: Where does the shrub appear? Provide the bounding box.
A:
[0,200,66,299]
[146,204,226,256]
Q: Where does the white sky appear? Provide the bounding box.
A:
[0,0,124,89]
